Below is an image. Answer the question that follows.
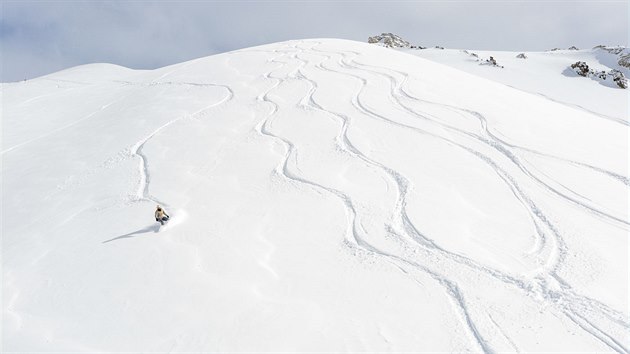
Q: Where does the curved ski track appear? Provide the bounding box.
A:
[241,41,628,353]
[328,48,629,228]
[130,82,234,207]
[315,44,629,352]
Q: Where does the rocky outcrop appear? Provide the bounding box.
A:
[368,33,427,49]
[593,45,630,70]
[480,56,504,68]
[611,70,628,88]
[549,46,579,51]
[569,61,627,89]
[594,45,624,55]
[516,53,527,59]
[618,54,630,70]
[461,50,503,68]
[368,33,411,48]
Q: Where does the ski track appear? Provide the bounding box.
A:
[248,42,489,352]
[130,82,234,208]
[252,41,629,353]
[332,57,630,342]
[488,312,520,353]
[107,57,235,207]
[300,45,514,352]
[293,55,494,350]
[325,45,629,353]
[341,52,629,228]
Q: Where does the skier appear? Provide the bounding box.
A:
[155,205,170,225]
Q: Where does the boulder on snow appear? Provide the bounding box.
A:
[571,61,590,77]
[611,70,628,89]
[480,56,504,68]
[516,53,527,59]
[618,54,630,70]
[568,46,579,50]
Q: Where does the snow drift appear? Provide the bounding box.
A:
[2,39,628,352]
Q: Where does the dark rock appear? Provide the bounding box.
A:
[462,50,479,58]
[618,54,630,69]
[570,61,590,77]
[481,56,504,68]
[611,70,628,89]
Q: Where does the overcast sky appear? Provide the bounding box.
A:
[1,0,628,82]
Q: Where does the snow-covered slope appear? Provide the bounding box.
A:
[402,46,629,122]
[2,39,628,352]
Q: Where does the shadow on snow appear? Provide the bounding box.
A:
[102,224,160,243]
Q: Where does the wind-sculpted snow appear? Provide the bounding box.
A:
[2,39,628,352]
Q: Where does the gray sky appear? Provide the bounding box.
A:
[1,0,628,82]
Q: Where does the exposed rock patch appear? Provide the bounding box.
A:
[480,56,504,68]
[368,33,411,48]
[569,61,627,89]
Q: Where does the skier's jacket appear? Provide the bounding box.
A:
[155,207,169,220]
